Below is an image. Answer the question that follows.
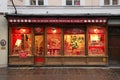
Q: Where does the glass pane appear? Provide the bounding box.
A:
[11,27,32,56]
[74,0,80,5]
[35,35,44,56]
[88,27,106,56]
[104,0,110,5]
[113,0,118,5]
[47,27,62,56]
[31,0,36,5]
[66,0,72,5]
[38,0,44,5]
[64,28,85,56]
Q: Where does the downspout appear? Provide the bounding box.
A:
[11,0,17,14]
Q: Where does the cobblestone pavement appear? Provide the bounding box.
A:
[0,67,120,80]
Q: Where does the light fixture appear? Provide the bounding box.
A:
[52,28,56,33]
[20,29,26,34]
[94,28,99,33]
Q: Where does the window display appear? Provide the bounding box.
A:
[88,27,106,56]
[9,25,107,66]
[64,28,85,56]
[11,27,32,56]
[34,27,44,56]
[47,27,62,56]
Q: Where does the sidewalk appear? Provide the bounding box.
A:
[0,67,120,80]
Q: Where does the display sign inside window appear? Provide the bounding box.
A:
[64,28,85,34]
[19,51,27,58]
[34,27,44,34]
[88,27,106,56]
[64,28,85,56]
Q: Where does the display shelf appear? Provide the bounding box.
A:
[46,55,62,57]
[9,54,34,57]
[63,55,86,57]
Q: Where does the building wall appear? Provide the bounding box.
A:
[48,0,62,6]
[85,0,99,6]
[0,14,8,68]
[7,0,24,6]
[0,0,7,12]
[7,0,100,6]
[7,0,120,6]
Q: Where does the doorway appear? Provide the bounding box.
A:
[108,27,120,66]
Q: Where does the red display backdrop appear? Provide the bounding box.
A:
[88,27,106,56]
[11,27,32,55]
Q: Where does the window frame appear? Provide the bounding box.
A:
[30,0,44,6]
[66,0,80,6]
[104,0,119,5]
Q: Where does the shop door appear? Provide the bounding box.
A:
[108,27,120,66]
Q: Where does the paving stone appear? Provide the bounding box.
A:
[0,67,120,80]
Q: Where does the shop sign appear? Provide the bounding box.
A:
[0,39,6,50]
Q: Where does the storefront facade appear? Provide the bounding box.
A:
[6,15,108,66]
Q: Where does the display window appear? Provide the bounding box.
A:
[64,28,85,56]
[11,27,32,56]
[46,27,62,56]
[88,27,106,56]
[9,25,107,66]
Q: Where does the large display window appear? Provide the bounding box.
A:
[9,27,34,65]
[11,27,32,56]
[9,25,107,66]
[88,26,106,56]
[64,28,85,56]
[46,27,62,56]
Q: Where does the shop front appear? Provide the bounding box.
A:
[6,15,108,66]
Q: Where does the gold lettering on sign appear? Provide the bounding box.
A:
[1,47,6,50]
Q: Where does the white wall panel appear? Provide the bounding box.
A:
[0,15,8,67]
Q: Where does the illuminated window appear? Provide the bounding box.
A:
[46,27,62,56]
[64,28,85,56]
[88,27,106,56]
[11,27,32,56]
